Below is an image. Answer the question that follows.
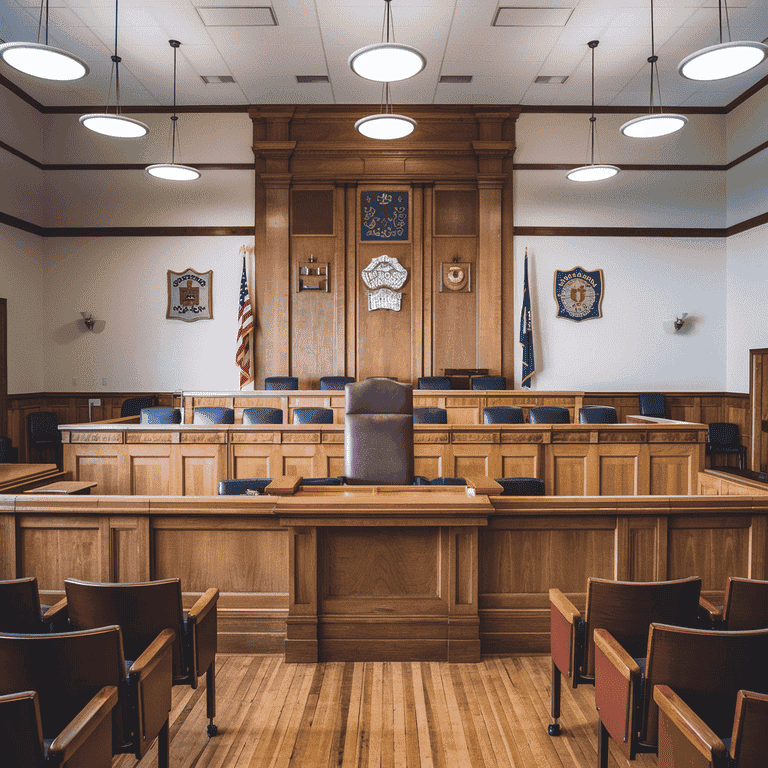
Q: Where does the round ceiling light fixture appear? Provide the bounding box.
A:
[0,40,89,81]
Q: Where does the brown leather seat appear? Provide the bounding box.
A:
[0,625,174,768]
[0,688,118,768]
[719,576,768,630]
[344,378,413,485]
[56,577,219,737]
[0,577,50,633]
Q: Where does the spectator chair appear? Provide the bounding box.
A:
[706,423,747,470]
[120,396,156,418]
[193,407,235,425]
[483,406,525,424]
[242,407,283,425]
[417,376,451,390]
[414,407,447,424]
[495,477,545,496]
[0,624,174,768]
[56,577,219,737]
[0,687,118,768]
[0,576,52,633]
[292,407,334,424]
[655,687,768,768]
[639,392,666,418]
[530,406,570,424]
[218,477,344,495]
[264,376,298,390]
[594,624,768,768]
[579,406,618,424]
[548,576,702,736]
[319,376,355,391]
[471,375,506,390]
[140,407,181,424]
[700,576,768,631]
[27,412,62,464]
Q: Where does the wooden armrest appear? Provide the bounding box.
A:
[698,597,722,626]
[594,628,641,681]
[130,628,175,681]
[48,685,119,764]
[186,589,219,679]
[550,589,581,681]
[187,588,219,625]
[43,597,69,629]
[654,684,726,766]
[549,588,581,625]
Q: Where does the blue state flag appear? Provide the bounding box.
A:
[520,252,535,388]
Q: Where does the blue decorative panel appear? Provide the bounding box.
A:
[360,191,409,241]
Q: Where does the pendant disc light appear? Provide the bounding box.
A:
[678,0,768,80]
[348,0,426,82]
[79,0,148,138]
[566,41,619,182]
[146,40,201,181]
[355,82,416,140]
[0,1,88,81]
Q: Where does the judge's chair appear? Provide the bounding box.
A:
[579,406,618,424]
[292,407,334,424]
[264,376,298,390]
[193,407,235,425]
[414,407,447,424]
[344,378,413,485]
[0,576,52,633]
[27,412,62,464]
[530,406,570,424]
[639,392,666,417]
[55,577,219,738]
[417,376,451,390]
[483,407,525,424]
[0,624,174,768]
[655,686,768,768]
[120,396,156,418]
[471,376,506,390]
[0,687,118,768]
[548,576,702,736]
[594,624,768,768]
[140,407,181,424]
[320,376,355,390]
[706,423,747,470]
[242,407,283,425]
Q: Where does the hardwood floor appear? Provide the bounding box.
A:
[115,654,658,768]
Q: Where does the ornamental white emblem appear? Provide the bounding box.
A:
[361,255,408,311]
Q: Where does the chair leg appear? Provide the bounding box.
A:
[206,659,218,737]
[598,717,609,768]
[548,658,561,735]
[158,718,170,768]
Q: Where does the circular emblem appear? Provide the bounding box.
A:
[557,278,596,318]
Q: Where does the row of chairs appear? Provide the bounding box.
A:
[548,575,768,768]
[260,376,508,391]
[0,575,219,768]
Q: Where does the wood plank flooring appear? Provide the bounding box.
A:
[115,654,659,768]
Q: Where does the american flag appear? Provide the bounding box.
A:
[236,257,254,388]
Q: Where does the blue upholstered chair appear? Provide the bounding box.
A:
[706,423,746,470]
[242,407,283,425]
[120,396,156,417]
[320,376,355,391]
[264,376,298,390]
[414,407,447,424]
[0,437,17,463]
[483,406,525,424]
[292,407,334,425]
[27,412,62,462]
[579,406,618,424]
[140,407,181,424]
[193,407,235,425]
[428,477,467,485]
[471,376,506,390]
[639,393,666,418]
[218,477,343,495]
[529,406,570,424]
[495,477,546,496]
[417,376,451,390]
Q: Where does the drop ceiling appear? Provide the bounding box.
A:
[0,0,766,109]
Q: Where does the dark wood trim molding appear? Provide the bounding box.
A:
[0,72,46,111]
[514,163,726,171]
[514,225,728,237]
[726,138,768,170]
[726,72,768,112]
[727,210,768,236]
[0,211,44,236]
[45,162,254,171]
[0,139,43,169]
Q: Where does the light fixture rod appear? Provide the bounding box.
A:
[170,39,180,165]
[589,40,597,166]
[385,0,392,43]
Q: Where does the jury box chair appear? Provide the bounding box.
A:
[413,407,447,424]
[483,406,525,424]
[140,407,181,424]
[0,688,118,768]
[639,392,666,418]
[54,578,219,737]
[242,407,283,425]
[655,687,768,768]
[319,376,355,391]
[27,412,62,464]
[120,396,157,418]
[0,624,174,768]
[705,423,747,470]
[594,624,768,768]
[192,407,235,425]
[417,376,452,390]
[0,576,52,633]
[471,375,506,390]
[264,376,298,390]
[530,406,570,424]
[292,407,334,424]
[579,406,618,424]
[548,576,703,736]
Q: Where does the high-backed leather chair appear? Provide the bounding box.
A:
[417,376,451,390]
[264,376,298,390]
[414,407,447,424]
[344,378,413,485]
[495,477,545,495]
[594,624,768,768]
[0,577,50,633]
[579,406,618,424]
[548,576,702,736]
[656,686,768,768]
[27,412,61,463]
[639,392,666,417]
[218,477,344,495]
[0,625,174,768]
[483,406,525,424]
[292,407,334,424]
[530,406,570,424]
[706,423,746,470]
[120,395,156,417]
[471,375,506,390]
[193,407,235,425]
[242,407,283,425]
[320,376,355,391]
[58,578,219,737]
[0,687,118,768]
[140,407,181,424]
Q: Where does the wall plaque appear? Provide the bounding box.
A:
[361,255,408,311]
[554,267,603,322]
[167,268,213,321]
[440,262,471,292]
[361,191,409,241]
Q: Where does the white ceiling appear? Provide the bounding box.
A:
[1,0,767,109]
